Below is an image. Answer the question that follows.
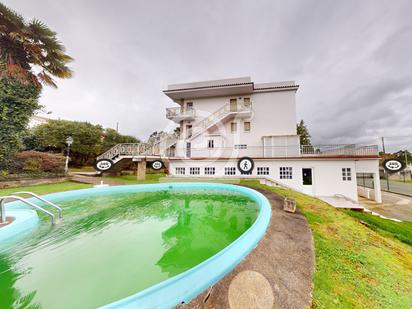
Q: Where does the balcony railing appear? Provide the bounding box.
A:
[176,144,379,159]
[166,107,195,119]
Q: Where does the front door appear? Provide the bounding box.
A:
[302,168,313,195]
[230,99,237,112]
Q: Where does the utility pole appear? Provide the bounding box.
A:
[381,137,390,191]
[116,122,119,132]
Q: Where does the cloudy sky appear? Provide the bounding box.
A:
[5,0,412,149]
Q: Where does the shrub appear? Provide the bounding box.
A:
[13,151,65,175]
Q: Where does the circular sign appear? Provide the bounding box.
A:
[383,159,405,173]
[151,160,163,170]
[95,159,113,172]
[237,157,254,174]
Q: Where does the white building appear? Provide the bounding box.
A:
[96,77,382,203]
[28,115,50,128]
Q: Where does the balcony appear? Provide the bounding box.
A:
[174,144,379,159]
[166,107,196,123]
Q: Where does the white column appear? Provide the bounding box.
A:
[373,172,382,203]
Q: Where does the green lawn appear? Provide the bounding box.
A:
[2,177,412,308]
[69,166,96,172]
[239,180,412,309]
[0,181,92,196]
[344,210,412,246]
[394,179,412,184]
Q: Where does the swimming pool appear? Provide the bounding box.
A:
[0,183,271,308]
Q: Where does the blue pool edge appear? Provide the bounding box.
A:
[4,182,272,309]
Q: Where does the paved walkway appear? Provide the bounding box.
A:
[359,191,412,221]
[69,174,123,186]
[179,185,315,309]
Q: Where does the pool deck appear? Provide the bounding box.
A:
[178,185,315,309]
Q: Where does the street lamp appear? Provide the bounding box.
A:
[65,136,73,173]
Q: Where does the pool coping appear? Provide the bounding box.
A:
[3,182,271,309]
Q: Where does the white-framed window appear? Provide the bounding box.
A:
[208,139,214,148]
[342,168,352,181]
[280,167,292,179]
[225,167,236,175]
[190,167,200,175]
[257,167,269,175]
[175,167,185,175]
[205,167,215,175]
[234,144,247,149]
[231,122,237,133]
[244,121,251,133]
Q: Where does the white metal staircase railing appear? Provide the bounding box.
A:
[189,102,251,140]
[96,133,179,162]
[0,192,62,225]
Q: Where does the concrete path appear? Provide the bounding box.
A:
[178,185,315,309]
[318,196,363,209]
[69,174,123,186]
[359,191,412,221]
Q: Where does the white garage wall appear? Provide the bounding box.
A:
[168,158,373,201]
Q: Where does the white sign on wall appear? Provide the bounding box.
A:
[237,157,254,174]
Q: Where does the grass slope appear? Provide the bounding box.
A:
[240,180,412,309]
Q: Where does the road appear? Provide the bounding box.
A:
[359,191,412,221]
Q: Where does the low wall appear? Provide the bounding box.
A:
[0,177,69,189]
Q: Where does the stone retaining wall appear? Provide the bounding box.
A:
[0,177,69,189]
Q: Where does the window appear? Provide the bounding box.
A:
[175,167,185,175]
[257,167,269,175]
[244,121,251,132]
[230,98,237,112]
[342,168,352,181]
[231,122,237,133]
[280,167,292,179]
[208,139,214,148]
[190,167,200,175]
[186,125,192,138]
[186,102,193,110]
[234,144,247,149]
[205,167,215,175]
[225,167,236,175]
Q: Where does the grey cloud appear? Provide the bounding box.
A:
[3,0,412,148]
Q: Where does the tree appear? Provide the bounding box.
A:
[32,120,103,166]
[394,150,412,165]
[0,3,73,170]
[297,120,311,145]
[101,128,140,152]
[0,77,40,169]
[0,3,73,88]
[147,131,166,144]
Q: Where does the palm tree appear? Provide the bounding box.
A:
[0,2,73,88]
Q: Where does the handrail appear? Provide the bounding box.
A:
[190,102,251,140]
[14,192,63,219]
[0,195,55,225]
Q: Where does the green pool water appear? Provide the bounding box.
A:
[0,189,259,309]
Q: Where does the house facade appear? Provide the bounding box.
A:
[96,76,382,203]
[163,77,382,203]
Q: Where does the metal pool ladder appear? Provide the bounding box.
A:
[0,191,63,225]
